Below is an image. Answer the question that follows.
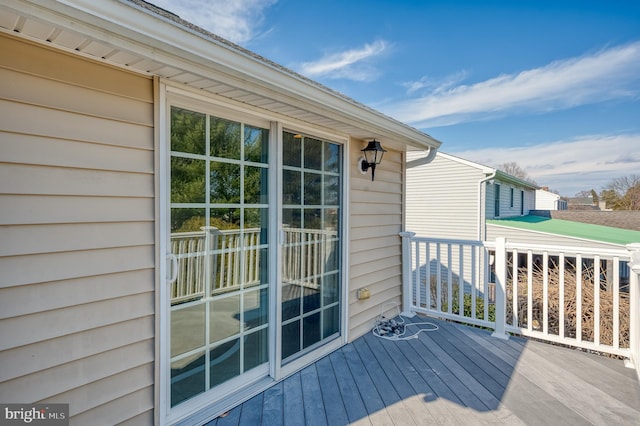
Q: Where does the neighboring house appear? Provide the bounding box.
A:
[406,151,538,241]
[0,1,441,425]
[535,188,568,210]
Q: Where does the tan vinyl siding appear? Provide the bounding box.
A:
[0,34,154,424]
[348,140,404,340]
[406,152,484,240]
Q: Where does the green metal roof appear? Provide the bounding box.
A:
[487,215,640,245]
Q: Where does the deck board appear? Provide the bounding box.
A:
[206,316,640,425]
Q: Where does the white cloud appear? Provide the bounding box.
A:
[402,71,468,94]
[452,134,640,196]
[385,42,640,127]
[296,40,390,81]
[149,0,277,44]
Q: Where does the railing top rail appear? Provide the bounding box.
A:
[407,235,487,247]
[405,233,632,260]
[503,241,630,259]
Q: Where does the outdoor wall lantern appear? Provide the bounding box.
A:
[358,139,387,181]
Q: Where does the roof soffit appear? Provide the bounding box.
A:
[0,0,441,151]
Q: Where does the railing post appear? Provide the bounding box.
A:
[492,237,509,340]
[626,243,640,380]
[400,231,416,317]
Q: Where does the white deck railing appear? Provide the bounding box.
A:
[170,227,337,304]
[401,233,640,375]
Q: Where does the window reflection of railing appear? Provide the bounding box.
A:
[170,228,262,304]
[170,227,337,304]
[281,227,338,290]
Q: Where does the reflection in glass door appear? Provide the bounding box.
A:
[169,106,270,406]
[281,131,342,360]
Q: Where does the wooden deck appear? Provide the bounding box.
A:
[206,316,640,425]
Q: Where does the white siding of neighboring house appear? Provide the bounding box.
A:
[486,181,534,220]
[349,143,405,339]
[0,35,155,424]
[536,189,565,210]
[406,151,486,241]
[405,152,491,296]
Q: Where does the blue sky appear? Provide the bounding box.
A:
[151,0,640,196]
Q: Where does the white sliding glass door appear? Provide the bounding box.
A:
[281,131,342,361]
[168,106,270,406]
[163,96,345,419]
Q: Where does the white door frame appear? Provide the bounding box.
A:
[157,82,350,425]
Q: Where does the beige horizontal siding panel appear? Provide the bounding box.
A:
[351,256,401,280]
[0,292,153,350]
[0,246,154,288]
[350,235,400,254]
[0,67,153,125]
[119,409,154,425]
[0,34,152,102]
[349,213,401,228]
[350,203,403,216]
[0,163,153,197]
[0,316,154,383]
[0,195,154,225]
[0,100,153,150]
[0,222,154,257]
[0,270,153,319]
[350,264,401,290]
[1,339,153,402]
[350,189,402,204]
[44,364,154,420]
[68,387,153,426]
[1,131,153,173]
[351,177,402,194]
[350,245,401,266]
[350,224,401,241]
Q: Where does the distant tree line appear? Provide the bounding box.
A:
[577,174,640,210]
[598,174,640,210]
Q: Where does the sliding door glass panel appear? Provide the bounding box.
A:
[281,131,342,361]
[169,106,270,407]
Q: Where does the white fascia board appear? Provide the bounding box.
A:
[8,0,440,150]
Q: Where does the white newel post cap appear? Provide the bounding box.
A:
[627,243,640,272]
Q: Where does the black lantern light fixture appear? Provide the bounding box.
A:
[359,139,387,181]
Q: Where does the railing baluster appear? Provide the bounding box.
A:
[512,249,518,327]
[527,250,533,333]
[436,243,442,312]
[415,241,421,309]
[459,244,464,319]
[559,253,565,338]
[424,242,433,309]
[447,244,453,314]
[576,254,583,343]
[471,245,476,320]
[543,251,549,336]
[594,256,601,346]
[613,257,620,350]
